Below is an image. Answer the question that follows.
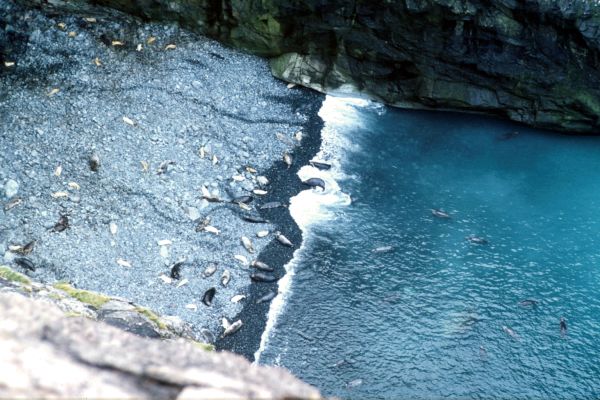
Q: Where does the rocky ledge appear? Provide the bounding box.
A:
[0,287,322,398]
[15,0,600,133]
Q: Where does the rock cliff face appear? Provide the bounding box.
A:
[15,0,600,133]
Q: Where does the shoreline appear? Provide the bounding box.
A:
[215,88,324,359]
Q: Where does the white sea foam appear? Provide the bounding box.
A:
[254,95,374,363]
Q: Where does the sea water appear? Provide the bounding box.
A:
[257,96,600,399]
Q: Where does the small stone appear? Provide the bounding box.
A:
[199,199,209,209]
[4,179,19,199]
[159,246,169,259]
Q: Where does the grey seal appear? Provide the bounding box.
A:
[302,177,325,191]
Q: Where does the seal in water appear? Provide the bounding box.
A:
[302,177,326,191]
[250,272,278,282]
[518,299,538,307]
[466,236,488,245]
[560,317,568,337]
[372,245,395,254]
[202,287,216,306]
[309,160,331,170]
[498,131,519,141]
[431,209,451,219]
[256,291,277,304]
[502,326,520,340]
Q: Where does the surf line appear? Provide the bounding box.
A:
[254,96,365,363]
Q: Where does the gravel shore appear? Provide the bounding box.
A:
[0,0,324,347]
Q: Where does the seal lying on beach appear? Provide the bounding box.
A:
[252,260,274,272]
[14,257,35,272]
[275,232,293,247]
[302,177,325,191]
[202,287,216,306]
[309,160,331,170]
[256,291,277,304]
[250,272,278,282]
[242,214,268,223]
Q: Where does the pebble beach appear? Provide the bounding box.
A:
[0,0,324,349]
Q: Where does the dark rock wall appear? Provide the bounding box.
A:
[15,0,600,133]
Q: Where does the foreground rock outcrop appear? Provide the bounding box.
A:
[0,265,196,340]
[0,289,322,398]
[12,0,600,133]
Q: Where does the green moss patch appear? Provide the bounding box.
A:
[192,341,215,352]
[135,306,167,330]
[0,266,31,285]
[53,282,110,309]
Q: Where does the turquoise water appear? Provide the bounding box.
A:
[258,98,600,399]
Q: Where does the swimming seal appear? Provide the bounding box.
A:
[466,236,488,245]
[560,317,567,337]
[431,209,451,219]
[502,326,520,340]
[302,177,326,191]
[518,299,538,307]
[372,245,395,254]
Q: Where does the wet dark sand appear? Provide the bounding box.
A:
[216,88,324,359]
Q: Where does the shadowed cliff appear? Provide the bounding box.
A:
[11,0,600,133]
